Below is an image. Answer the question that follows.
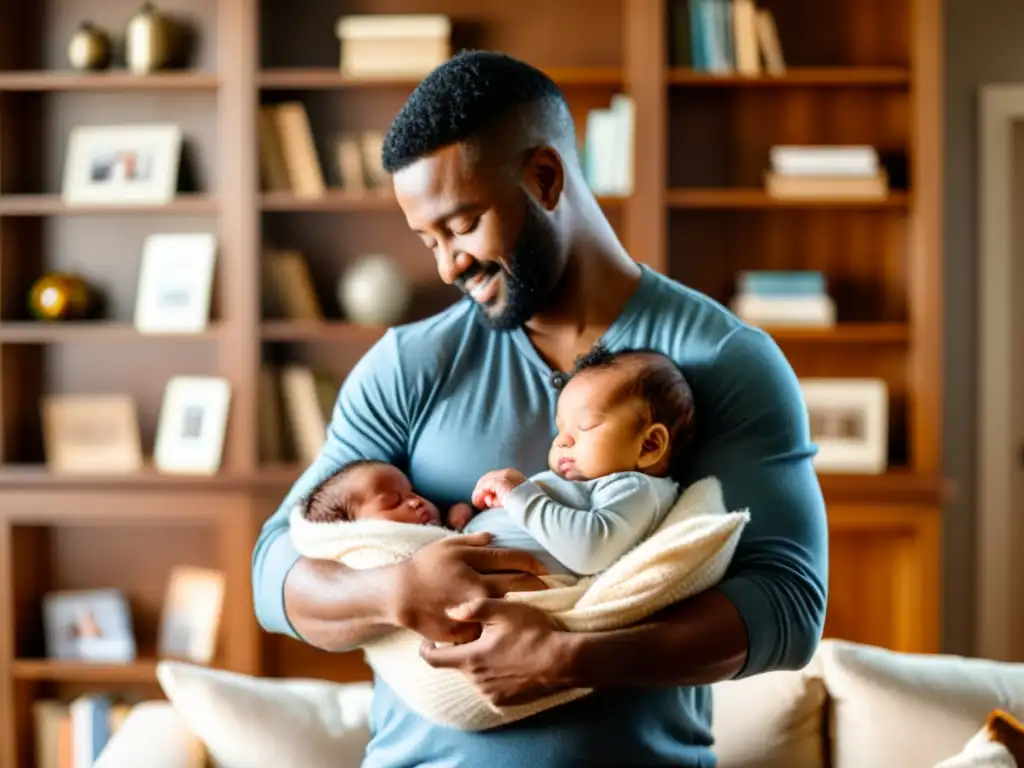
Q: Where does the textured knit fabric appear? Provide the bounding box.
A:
[289,476,749,730]
[252,265,829,767]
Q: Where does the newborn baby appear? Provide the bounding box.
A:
[302,345,696,577]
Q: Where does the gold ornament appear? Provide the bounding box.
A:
[28,273,95,321]
[125,2,174,74]
[67,21,113,71]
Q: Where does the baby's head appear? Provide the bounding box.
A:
[304,460,441,525]
[549,345,695,482]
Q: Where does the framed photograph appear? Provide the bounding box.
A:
[134,233,217,333]
[43,588,137,663]
[157,566,225,664]
[41,394,143,475]
[154,376,231,475]
[61,123,182,205]
[800,378,889,474]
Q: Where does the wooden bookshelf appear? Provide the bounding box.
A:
[0,0,944,763]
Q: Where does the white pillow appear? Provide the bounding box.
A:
[933,727,1017,767]
[156,661,374,768]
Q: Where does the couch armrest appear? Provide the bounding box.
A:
[95,701,206,768]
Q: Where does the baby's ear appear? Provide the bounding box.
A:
[637,423,671,469]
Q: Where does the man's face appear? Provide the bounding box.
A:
[393,144,564,329]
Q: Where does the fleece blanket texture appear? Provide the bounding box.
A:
[289,476,750,730]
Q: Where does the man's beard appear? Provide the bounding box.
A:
[456,199,563,330]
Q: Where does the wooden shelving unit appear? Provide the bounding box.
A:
[0,0,944,763]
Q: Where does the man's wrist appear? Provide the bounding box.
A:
[376,561,412,629]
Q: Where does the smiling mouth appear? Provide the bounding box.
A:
[457,263,502,302]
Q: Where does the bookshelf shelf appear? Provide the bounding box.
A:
[0,322,222,343]
[0,194,218,216]
[666,188,910,209]
[258,66,623,90]
[260,190,628,212]
[0,71,219,92]
[667,67,911,87]
[766,324,910,344]
[11,658,159,683]
[260,320,386,343]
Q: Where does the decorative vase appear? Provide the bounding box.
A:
[28,273,97,321]
[67,21,113,71]
[337,255,411,326]
[124,2,173,74]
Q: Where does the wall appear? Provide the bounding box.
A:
[942,0,1024,654]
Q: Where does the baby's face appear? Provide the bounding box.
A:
[548,366,657,481]
[341,464,441,525]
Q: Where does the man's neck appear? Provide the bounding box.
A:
[523,216,642,372]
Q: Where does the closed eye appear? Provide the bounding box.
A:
[452,216,481,236]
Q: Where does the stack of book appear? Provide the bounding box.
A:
[335,14,450,78]
[764,145,888,200]
[729,270,836,328]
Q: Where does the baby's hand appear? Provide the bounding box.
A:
[447,502,475,531]
[472,469,528,509]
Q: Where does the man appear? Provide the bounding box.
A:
[253,51,828,767]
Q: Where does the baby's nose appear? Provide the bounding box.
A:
[407,497,423,508]
[556,432,574,448]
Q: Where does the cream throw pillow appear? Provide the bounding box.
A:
[156,661,374,768]
[933,726,1017,768]
[712,650,826,768]
[821,640,1024,768]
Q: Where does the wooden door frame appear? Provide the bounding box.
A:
[976,85,1024,661]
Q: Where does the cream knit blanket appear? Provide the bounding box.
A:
[289,476,750,731]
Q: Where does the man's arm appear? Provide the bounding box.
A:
[560,326,828,686]
[501,474,660,575]
[251,331,411,645]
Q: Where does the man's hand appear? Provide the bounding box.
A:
[472,468,528,508]
[419,598,577,707]
[389,532,548,645]
[446,502,476,531]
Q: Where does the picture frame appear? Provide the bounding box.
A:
[42,588,137,663]
[61,123,182,205]
[157,566,225,664]
[800,377,889,474]
[134,233,217,333]
[41,394,144,475]
[154,376,231,475]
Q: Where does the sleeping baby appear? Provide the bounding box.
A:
[301,344,697,577]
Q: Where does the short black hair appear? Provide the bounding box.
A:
[303,459,387,523]
[381,50,577,174]
[567,344,697,475]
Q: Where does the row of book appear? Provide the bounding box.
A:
[34,695,132,768]
[672,0,786,76]
[260,363,338,466]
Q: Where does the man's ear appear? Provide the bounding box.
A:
[521,146,565,211]
[636,424,671,471]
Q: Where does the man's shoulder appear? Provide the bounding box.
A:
[385,298,483,370]
[625,267,760,358]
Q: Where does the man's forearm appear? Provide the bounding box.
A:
[283,557,400,652]
[559,589,748,689]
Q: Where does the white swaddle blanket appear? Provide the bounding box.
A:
[289,476,750,731]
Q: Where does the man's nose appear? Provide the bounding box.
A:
[437,247,470,285]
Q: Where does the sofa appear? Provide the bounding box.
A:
[94,638,1024,767]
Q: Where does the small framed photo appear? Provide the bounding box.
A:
[800,378,889,474]
[158,566,225,664]
[154,376,231,475]
[43,588,137,663]
[61,123,182,205]
[134,233,217,333]
[41,394,144,475]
